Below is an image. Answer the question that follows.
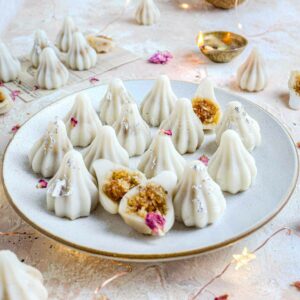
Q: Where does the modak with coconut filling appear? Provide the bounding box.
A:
[118,171,176,236]
[192,78,221,130]
[93,159,146,214]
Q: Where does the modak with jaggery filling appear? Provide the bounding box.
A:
[118,171,177,236]
[93,159,146,214]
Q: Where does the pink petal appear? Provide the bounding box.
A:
[70,117,78,127]
[89,76,100,84]
[148,51,173,64]
[10,90,21,101]
[145,212,166,234]
[199,154,209,166]
[11,124,20,133]
[36,179,48,189]
[161,129,173,136]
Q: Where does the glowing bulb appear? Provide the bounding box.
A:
[232,247,256,270]
[179,3,190,9]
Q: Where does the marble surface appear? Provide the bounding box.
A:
[1,0,300,299]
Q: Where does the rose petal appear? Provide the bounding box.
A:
[291,281,300,290]
[89,76,100,84]
[36,179,48,189]
[11,124,20,133]
[148,51,173,64]
[199,154,209,166]
[161,129,172,136]
[215,295,229,300]
[70,117,78,127]
[145,212,166,235]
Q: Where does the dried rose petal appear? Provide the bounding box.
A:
[148,51,173,64]
[36,179,48,189]
[10,90,21,101]
[161,129,172,136]
[11,124,20,133]
[215,295,229,300]
[291,281,300,290]
[199,154,209,166]
[70,117,78,127]
[0,81,4,87]
[296,142,300,149]
[145,212,166,235]
[33,85,39,91]
[89,76,100,84]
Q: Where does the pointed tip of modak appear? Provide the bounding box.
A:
[40,46,57,60]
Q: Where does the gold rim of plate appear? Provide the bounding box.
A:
[1,79,299,261]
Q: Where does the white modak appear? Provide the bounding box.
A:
[191,77,222,130]
[208,130,257,194]
[64,92,102,147]
[83,125,129,173]
[113,102,151,157]
[30,29,51,68]
[99,78,133,125]
[138,130,186,179]
[173,161,226,228]
[66,31,97,71]
[56,16,77,52]
[0,250,48,300]
[119,171,177,236]
[36,47,69,90]
[29,120,73,178]
[0,88,13,115]
[135,0,160,26]
[140,75,177,127]
[215,101,261,152]
[47,150,98,220]
[160,98,204,154]
[93,159,147,214]
[237,47,267,92]
[0,41,20,83]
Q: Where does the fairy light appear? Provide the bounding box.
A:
[232,247,256,270]
[189,227,300,299]
[179,3,190,10]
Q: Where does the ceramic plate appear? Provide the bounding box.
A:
[2,80,298,262]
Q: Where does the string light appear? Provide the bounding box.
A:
[189,227,300,299]
[179,3,190,10]
[232,247,256,270]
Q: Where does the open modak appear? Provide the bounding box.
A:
[191,78,221,130]
[118,171,177,236]
[93,159,146,214]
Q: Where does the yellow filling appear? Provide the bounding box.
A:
[192,97,221,127]
[0,90,6,103]
[102,169,141,203]
[293,75,300,95]
[127,183,167,218]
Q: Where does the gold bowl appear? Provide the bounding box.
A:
[197,31,248,63]
[206,0,245,9]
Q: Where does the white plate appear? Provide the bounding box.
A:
[2,80,299,262]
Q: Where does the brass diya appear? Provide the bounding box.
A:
[206,0,245,9]
[197,31,248,63]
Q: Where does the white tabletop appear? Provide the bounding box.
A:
[0,1,300,299]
